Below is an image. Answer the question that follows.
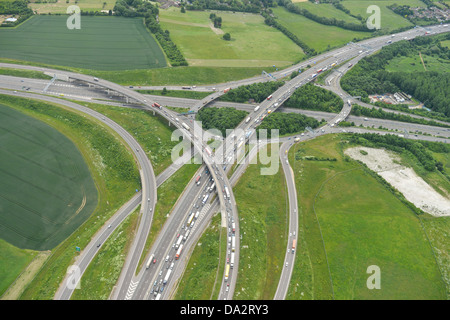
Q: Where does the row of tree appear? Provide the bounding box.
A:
[114,0,187,66]
[261,11,316,56]
[351,105,449,128]
[341,36,450,117]
[0,0,33,27]
[283,83,343,113]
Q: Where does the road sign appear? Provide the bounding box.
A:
[76,246,81,252]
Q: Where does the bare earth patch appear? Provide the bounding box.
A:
[345,146,450,217]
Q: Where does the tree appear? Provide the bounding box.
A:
[223,33,231,41]
[181,6,185,13]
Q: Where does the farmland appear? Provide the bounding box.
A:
[271,7,370,53]
[0,103,98,251]
[0,15,166,70]
[159,8,304,68]
[286,134,447,299]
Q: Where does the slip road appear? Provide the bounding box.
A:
[180,304,269,317]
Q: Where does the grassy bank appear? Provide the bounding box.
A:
[233,144,288,299]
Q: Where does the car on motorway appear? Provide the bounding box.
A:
[226,284,230,292]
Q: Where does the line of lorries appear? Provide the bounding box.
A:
[146,175,216,299]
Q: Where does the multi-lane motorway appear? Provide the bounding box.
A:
[0,22,449,301]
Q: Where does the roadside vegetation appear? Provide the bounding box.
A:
[196,107,248,136]
[0,95,140,300]
[284,83,343,113]
[137,89,212,100]
[219,81,285,103]
[138,162,202,272]
[0,67,51,79]
[257,112,322,138]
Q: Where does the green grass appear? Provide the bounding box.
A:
[0,239,38,297]
[272,7,370,53]
[80,101,177,176]
[0,15,166,70]
[295,1,361,23]
[441,40,450,49]
[233,144,288,300]
[159,8,304,68]
[0,103,98,251]
[174,213,223,300]
[71,206,140,300]
[286,134,447,299]
[0,95,140,300]
[341,0,427,31]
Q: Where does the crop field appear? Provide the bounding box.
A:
[29,0,116,14]
[341,0,427,31]
[272,7,370,53]
[0,15,166,70]
[0,104,98,251]
[286,134,447,299]
[159,8,304,68]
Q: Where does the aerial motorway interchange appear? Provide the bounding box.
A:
[0,7,449,303]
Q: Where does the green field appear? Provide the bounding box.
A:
[159,8,304,68]
[233,144,288,300]
[29,0,116,14]
[341,0,427,31]
[286,134,447,299]
[0,103,98,251]
[295,1,361,24]
[272,7,370,53]
[0,15,166,70]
